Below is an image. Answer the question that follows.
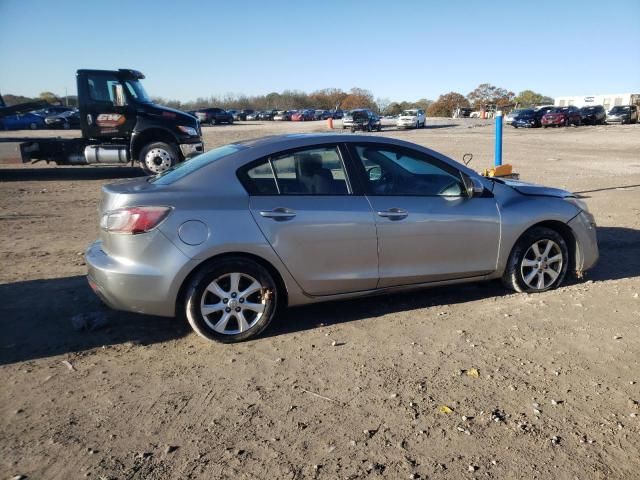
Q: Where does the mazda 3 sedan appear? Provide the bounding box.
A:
[86,134,598,343]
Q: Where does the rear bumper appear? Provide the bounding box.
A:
[568,211,599,274]
[85,236,197,317]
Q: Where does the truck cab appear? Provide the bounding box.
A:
[7,69,203,174]
[77,69,203,173]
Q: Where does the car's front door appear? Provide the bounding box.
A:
[349,143,501,287]
[243,144,378,296]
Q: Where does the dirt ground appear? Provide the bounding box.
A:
[1,119,639,480]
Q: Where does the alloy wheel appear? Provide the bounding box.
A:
[144,148,173,174]
[520,239,563,290]
[200,272,267,335]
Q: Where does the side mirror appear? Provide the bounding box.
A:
[113,84,127,107]
[368,166,382,181]
[462,173,485,197]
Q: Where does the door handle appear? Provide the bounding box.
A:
[377,208,408,220]
[86,114,93,125]
[259,208,296,220]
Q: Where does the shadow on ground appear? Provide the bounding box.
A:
[1,228,638,363]
[0,166,145,182]
[0,276,188,365]
[268,226,640,338]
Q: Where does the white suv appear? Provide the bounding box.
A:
[396,109,426,129]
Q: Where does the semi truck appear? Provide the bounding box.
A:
[0,69,204,174]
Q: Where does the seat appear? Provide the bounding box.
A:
[296,153,336,194]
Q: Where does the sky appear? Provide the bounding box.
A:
[1,0,639,103]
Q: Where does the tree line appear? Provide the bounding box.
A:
[3,84,553,117]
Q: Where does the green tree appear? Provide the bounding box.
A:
[39,91,60,105]
[467,83,515,110]
[513,90,554,108]
[427,92,469,117]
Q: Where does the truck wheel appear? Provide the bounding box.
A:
[139,142,178,175]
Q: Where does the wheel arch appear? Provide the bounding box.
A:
[513,220,578,274]
[131,128,181,162]
[175,251,289,319]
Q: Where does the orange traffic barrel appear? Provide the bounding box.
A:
[327,117,334,129]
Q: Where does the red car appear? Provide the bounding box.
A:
[291,109,314,121]
[541,106,581,127]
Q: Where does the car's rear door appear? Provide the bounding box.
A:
[349,143,500,287]
[242,144,378,296]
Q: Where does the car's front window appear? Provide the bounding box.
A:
[351,144,465,197]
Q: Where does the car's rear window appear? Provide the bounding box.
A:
[150,144,244,185]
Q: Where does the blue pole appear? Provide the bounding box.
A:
[495,110,503,167]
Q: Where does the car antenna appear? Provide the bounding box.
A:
[463,153,473,166]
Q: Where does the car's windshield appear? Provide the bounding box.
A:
[150,144,244,184]
[352,111,368,120]
[517,109,534,116]
[610,106,629,113]
[401,110,418,116]
[124,80,152,103]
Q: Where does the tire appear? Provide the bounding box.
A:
[502,227,569,294]
[564,118,569,127]
[543,125,548,129]
[185,257,279,343]
[377,124,382,132]
[415,121,419,129]
[139,141,179,175]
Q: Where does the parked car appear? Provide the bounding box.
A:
[511,109,538,128]
[274,110,293,121]
[32,106,74,117]
[0,112,45,130]
[578,105,606,125]
[235,109,255,121]
[313,110,330,120]
[195,108,234,125]
[396,109,426,129]
[343,109,381,132]
[227,110,239,119]
[86,134,599,343]
[541,106,581,127]
[246,111,261,121]
[330,109,344,119]
[291,110,314,121]
[44,109,80,129]
[259,110,278,120]
[606,105,638,124]
[505,109,526,125]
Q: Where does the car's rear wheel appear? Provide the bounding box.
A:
[185,257,279,343]
[502,227,569,293]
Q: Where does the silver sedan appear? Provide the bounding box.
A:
[86,134,599,343]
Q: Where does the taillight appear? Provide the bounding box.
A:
[100,206,172,234]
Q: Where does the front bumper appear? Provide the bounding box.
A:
[85,236,197,317]
[397,119,418,127]
[512,119,536,127]
[568,210,599,274]
[180,142,204,159]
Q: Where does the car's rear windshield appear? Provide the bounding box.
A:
[150,144,244,185]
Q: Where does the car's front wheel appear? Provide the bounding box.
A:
[502,227,569,293]
[185,257,279,343]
